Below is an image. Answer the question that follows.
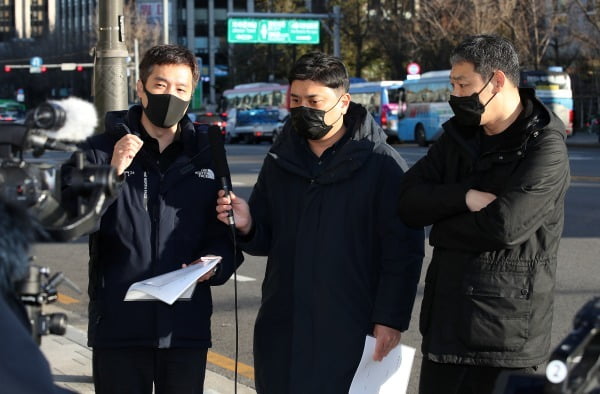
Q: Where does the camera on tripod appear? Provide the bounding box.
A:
[0,97,117,343]
[17,264,83,344]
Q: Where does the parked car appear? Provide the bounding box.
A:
[0,99,26,124]
[188,112,228,138]
[229,108,281,144]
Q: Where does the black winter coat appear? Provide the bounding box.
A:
[62,105,240,348]
[398,89,571,367]
[241,103,425,394]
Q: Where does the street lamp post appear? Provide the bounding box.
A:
[94,0,129,133]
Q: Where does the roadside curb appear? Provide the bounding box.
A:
[41,304,257,394]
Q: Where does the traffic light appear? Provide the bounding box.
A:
[41,66,47,72]
[76,65,83,72]
[4,65,11,72]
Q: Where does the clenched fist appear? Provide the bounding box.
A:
[111,134,144,176]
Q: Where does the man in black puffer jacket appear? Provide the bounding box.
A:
[217,52,425,393]
[61,45,241,394]
[398,35,571,394]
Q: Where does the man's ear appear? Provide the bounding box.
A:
[493,70,507,93]
[136,80,144,101]
[341,92,351,114]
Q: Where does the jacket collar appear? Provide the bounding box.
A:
[104,105,206,158]
[267,102,387,183]
[443,88,562,156]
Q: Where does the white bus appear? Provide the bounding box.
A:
[397,70,453,146]
[520,68,574,136]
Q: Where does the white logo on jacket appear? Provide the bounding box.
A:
[123,170,135,177]
[195,169,215,180]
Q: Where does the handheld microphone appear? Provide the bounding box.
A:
[207,125,235,228]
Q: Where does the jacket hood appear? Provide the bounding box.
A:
[266,102,389,183]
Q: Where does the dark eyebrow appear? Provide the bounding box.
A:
[290,93,322,99]
[152,76,189,88]
[449,75,467,83]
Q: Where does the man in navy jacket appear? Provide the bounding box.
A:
[62,45,240,394]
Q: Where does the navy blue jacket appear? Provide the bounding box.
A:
[62,105,240,348]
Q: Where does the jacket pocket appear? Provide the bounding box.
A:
[459,270,532,351]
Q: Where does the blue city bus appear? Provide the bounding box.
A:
[520,68,574,136]
[349,81,404,140]
[396,70,452,146]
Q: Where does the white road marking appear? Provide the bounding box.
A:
[228,274,256,282]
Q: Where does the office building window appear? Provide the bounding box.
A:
[0,0,14,40]
[31,0,47,37]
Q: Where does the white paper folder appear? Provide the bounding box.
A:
[124,256,221,305]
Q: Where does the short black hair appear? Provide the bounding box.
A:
[139,44,200,88]
[450,35,520,86]
[288,52,349,93]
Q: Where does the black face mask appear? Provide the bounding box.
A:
[448,74,496,127]
[290,95,344,140]
[142,86,190,128]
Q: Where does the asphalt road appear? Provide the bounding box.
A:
[30,142,600,393]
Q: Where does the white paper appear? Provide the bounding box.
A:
[349,335,416,394]
[124,256,221,305]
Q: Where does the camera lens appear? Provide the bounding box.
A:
[32,102,66,130]
[43,312,68,336]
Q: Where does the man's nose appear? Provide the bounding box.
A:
[166,85,178,95]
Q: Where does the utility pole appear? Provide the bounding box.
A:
[209,0,216,106]
[163,0,169,44]
[228,0,234,86]
[94,0,129,133]
[186,0,194,52]
[332,6,341,58]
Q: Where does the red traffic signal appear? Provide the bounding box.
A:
[76,65,83,72]
[41,66,47,72]
[4,65,11,72]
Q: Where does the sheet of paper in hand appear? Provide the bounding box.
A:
[349,335,416,394]
[124,256,222,305]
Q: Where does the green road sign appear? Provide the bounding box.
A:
[228,18,320,44]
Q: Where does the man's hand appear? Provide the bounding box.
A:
[466,189,497,212]
[372,324,401,361]
[182,256,220,282]
[216,190,252,234]
[111,134,144,176]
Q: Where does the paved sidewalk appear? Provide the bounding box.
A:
[40,305,256,394]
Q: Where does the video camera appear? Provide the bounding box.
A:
[0,97,118,241]
[0,97,118,343]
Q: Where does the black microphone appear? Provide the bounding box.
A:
[207,125,235,228]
